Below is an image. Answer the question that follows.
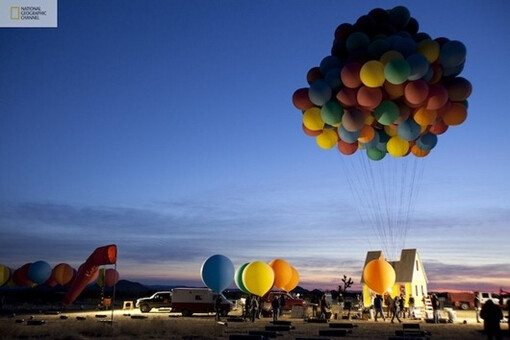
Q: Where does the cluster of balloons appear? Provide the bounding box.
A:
[0,261,118,288]
[200,255,300,297]
[362,256,396,294]
[292,6,471,160]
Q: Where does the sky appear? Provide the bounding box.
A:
[1,0,509,293]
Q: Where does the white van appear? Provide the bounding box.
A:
[170,288,233,317]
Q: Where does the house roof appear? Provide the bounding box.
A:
[361,249,427,283]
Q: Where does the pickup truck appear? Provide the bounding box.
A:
[135,291,172,313]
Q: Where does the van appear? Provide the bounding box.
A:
[170,288,233,317]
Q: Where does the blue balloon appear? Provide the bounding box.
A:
[398,117,421,141]
[406,54,429,80]
[308,80,332,106]
[28,260,51,284]
[200,254,234,293]
[439,40,466,68]
[338,125,360,143]
[320,56,341,76]
[416,133,438,151]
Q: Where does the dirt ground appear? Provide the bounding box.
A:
[1,306,509,340]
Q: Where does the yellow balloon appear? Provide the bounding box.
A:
[363,256,396,295]
[383,124,398,137]
[242,261,275,297]
[302,107,324,131]
[387,135,409,157]
[360,60,385,88]
[417,39,440,63]
[283,266,299,292]
[316,129,338,149]
[0,264,11,287]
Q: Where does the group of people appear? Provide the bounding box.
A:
[242,294,286,322]
[373,293,415,323]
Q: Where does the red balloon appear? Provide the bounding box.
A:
[341,62,362,88]
[292,88,314,111]
[307,67,323,84]
[426,84,448,110]
[104,269,119,287]
[338,139,358,155]
[429,119,448,135]
[336,87,358,108]
[302,124,322,137]
[357,86,383,109]
[445,77,472,102]
[12,263,33,287]
[404,80,429,105]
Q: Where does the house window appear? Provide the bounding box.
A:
[416,260,419,271]
[195,295,202,301]
[415,285,418,297]
[421,285,424,296]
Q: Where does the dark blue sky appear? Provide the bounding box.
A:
[1,0,509,291]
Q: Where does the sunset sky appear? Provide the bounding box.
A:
[1,0,509,293]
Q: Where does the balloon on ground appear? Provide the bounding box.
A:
[363,256,396,294]
[200,254,234,293]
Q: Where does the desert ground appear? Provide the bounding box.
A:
[1,304,509,340]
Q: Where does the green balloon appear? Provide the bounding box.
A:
[367,147,386,161]
[384,58,411,85]
[321,101,343,126]
[373,100,399,125]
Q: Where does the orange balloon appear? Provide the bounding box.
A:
[282,266,299,292]
[441,102,467,126]
[383,81,404,99]
[52,263,74,286]
[363,256,396,295]
[269,259,292,290]
[358,125,375,143]
[411,144,430,157]
[413,107,437,126]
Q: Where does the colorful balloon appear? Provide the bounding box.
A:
[28,260,52,284]
[104,268,119,287]
[282,266,299,292]
[242,261,274,297]
[200,254,234,293]
[52,263,74,286]
[292,5,470,160]
[0,264,11,287]
[363,256,396,294]
[269,259,292,290]
[234,263,251,294]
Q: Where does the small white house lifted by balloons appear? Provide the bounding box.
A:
[200,255,299,297]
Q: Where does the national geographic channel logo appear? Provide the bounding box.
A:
[1,0,57,27]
